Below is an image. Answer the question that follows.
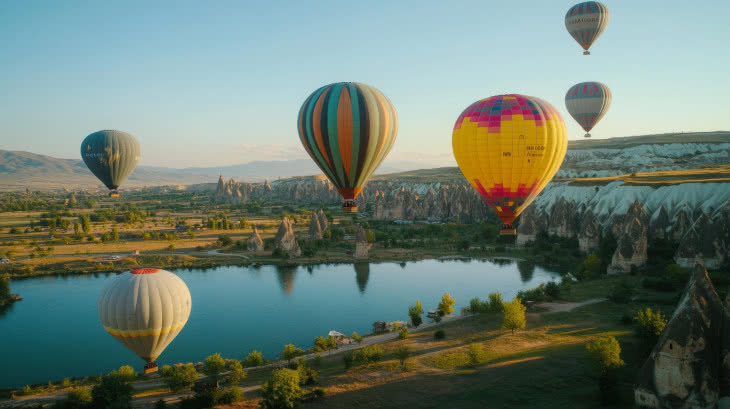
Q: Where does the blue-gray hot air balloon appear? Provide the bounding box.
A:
[80,130,140,196]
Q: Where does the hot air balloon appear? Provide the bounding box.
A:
[452,94,567,235]
[565,81,612,138]
[98,268,192,373]
[80,130,140,197]
[565,1,609,55]
[298,82,397,212]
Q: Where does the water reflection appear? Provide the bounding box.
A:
[399,262,407,269]
[517,261,535,282]
[490,258,514,266]
[354,263,370,294]
[275,265,297,295]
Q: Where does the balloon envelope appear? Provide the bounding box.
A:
[297,82,397,211]
[452,94,567,229]
[81,130,140,191]
[98,268,191,363]
[565,81,612,137]
[565,1,609,54]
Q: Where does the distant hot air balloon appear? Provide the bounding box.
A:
[80,130,140,197]
[98,268,191,373]
[565,1,609,55]
[298,82,398,212]
[565,81,612,138]
[452,95,568,235]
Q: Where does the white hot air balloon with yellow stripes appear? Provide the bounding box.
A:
[98,268,192,373]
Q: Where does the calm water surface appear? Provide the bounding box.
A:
[0,259,560,387]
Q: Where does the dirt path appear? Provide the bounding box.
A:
[533,298,607,313]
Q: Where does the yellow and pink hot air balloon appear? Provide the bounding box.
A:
[452,94,568,235]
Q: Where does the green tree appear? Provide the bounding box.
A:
[437,293,456,316]
[109,365,136,383]
[468,343,483,366]
[260,369,302,409]
[80,215,91,233]
[281,344,304,364]
[73,222,81,237]
[242,350,264,368]
[0,277,11,301]
[502,298,526,334]
[90,372,133,409]
[408,299,424,327]
[343,351,354,370]
[488,292,504,312]
[585,336,625,374]
[64,387,92,409]
[112,226,119,241]
[469,297,484,314]
[583,253,602,277]
[395,345,411,370]
[226,360,247,385]
[634,307,667,344]
[203,353,226,380]
[161,363,198,392]
[398,327,409,339]
[351,332,363,345]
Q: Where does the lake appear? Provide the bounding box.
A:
[0,259,561,387]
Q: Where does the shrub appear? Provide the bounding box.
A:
[203,353,226,379]
[296,361,318,386]
[226,360,247,385]
[343,351,354,370]
[635,307,667,344]
[260,369,302,409]
[620,312,634,325]
[91,373,133,409]
[110,365,136,383]
[398,327,409,339]
[469,297,484,314]
[161,363,198,392]
[396,345,411,370]
[354,345,384,365]
[488,292,503,312]
[544,281,561,299]
[217,235,233,247]
[282,344,304,364]
[351,332,363,345]
[437,293,456,316]
[242,350,264,368]
[408,300,424,327]
[608,281,634,303]
[502,298,526,334]
[154,398,167,409]
[434,330,446,340]
[468,343,483,366]
[585,337,625,374]
[65,387,92,408]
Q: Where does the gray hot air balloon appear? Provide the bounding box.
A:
[80,130,140,197]
[98,268,192,373]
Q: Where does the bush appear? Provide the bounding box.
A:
[488,292,503,312]
[398,327,409,339]
[502,298,526,334]
[203,353,226,379]
[226,360,247,385]
[343,351,354,370]
[91,373,133,409]
[620,312,634,325]
[544,281,561,299]
[354,345,384,365]
[635,307,667,344]
[109,365,136,383]
[313,336,337,352]
[63,387,92,408]
[217,235,233,247]
[608,281,635,303]
[282,344,304,364]
[154,398,167,409]
[434,330,446,340]
[260,369,302,409]
[242,350,264,368]
[468,343,483,366]
[585,337,625,374]
[351,332,363,345]
[437,293,456,316]
[161,363,198,392]
[296,360,318,386]
[396,345,411,370]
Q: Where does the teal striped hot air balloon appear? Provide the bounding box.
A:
[565,81,612,138]
[297,82,398,212]
[80,130,140,196]
[565,1,610,55]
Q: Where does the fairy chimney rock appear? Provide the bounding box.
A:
[274,217,300,257]
[247,226,264,252]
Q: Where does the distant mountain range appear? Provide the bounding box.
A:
[1,131,728,191]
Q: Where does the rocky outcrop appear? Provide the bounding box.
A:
[649,206,670,240]
[547,198,579,238]
[675,204,730,269]
[634,263,730,409]
[308,213,322,240]
[318,210,328,232]
[516,206,546,247]
[247,227,264,252]
[355,225,370,259]
[578,209,601,252]
[274,217,300,257]
[608,200,649,274]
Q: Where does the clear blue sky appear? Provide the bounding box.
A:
[1,0,728,167]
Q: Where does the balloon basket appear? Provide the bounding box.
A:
[499,224,517,236]
[342,200,358,213]
[583,50,591,55]
[584,133,591,138]
[109,191,120,198]
[143,362,158,374]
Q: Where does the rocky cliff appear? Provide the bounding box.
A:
[274,217,300,258]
